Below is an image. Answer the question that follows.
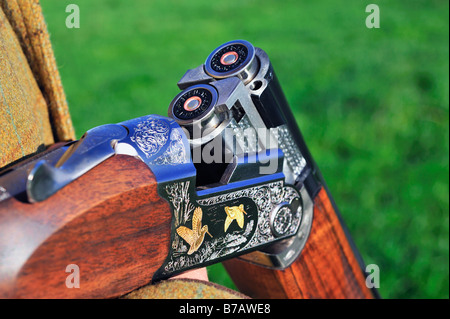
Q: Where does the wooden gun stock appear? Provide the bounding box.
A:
[0,155,171,298]
[223,188,375,299]
[0,154,376,299]
[0,153,376,299]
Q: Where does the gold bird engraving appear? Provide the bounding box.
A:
[224,204,247,232]
[176,207,212,255]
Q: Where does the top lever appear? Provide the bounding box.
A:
[26,124,128,202]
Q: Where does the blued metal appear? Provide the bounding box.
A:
[27,124,128,202]
[118,115,196,183]
[0,144,70,202]
[25,115,196,202]
[220,149,284,184]
[153,172,305,280]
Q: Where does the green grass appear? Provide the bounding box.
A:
[40,0,449,298]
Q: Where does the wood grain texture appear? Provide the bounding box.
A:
[223,187,374,299]
[0,155,171,298]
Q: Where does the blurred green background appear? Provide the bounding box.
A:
[40,0,448,298]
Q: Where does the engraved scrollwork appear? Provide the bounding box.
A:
[130,117,170,158]
[273,206,293,236]
[159,179,303,276]
[151,129,187,165]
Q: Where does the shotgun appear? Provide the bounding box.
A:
[0,40,378,299]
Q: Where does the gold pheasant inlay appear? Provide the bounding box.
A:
[224,204,247,232]
[176,207,212,255]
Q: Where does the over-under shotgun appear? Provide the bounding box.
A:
[0,40,378,299]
